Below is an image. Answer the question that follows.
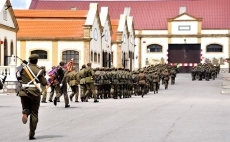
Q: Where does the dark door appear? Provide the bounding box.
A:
[168,44,201,73]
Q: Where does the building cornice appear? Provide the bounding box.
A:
[135,34,230,38]
[17,37,89,41]
[0,24,17,32]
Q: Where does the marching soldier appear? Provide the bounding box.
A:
[48,66,56,102]
[170,68,177,85]
[152,71,159,94]
[84,63,99,103]
[53,61,70,108]
[138,69,147,97]
[66,66,80,102]
[40,66,48,103]
[79,65,87,102]
[132,70,139,96]
[18,54,48,140]
[162,69,170,89]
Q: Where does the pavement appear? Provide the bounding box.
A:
[0,73,230,142]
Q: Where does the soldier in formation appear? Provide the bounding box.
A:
[190,63,219,81]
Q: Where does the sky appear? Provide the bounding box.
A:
[10,0,32,9]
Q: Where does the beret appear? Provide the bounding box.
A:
[59,61,65,66]
[29,54,39,60]
[87,63,91,66]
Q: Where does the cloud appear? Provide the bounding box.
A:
[10,0,32,9]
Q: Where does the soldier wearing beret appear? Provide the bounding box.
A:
[18,54,48,140]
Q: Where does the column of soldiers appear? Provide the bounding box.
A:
[41,63,178,104]
[92,63,177,99]
[191,63,220,81]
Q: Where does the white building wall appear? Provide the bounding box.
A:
[0,28,16,65]
[141,37,168,67]
[20,41,52,68]
[142,30,168,35]
[202,30,229,34]
[201,37,229,68]
[111,44,117,67]
[171,37,198,44]
[134,37,139,69]
[58,41,84,69]
[0,7,15,28]
[16,41,85,71]
[90,16,102,68]
[171,21,198,34]
[101,20,112,53]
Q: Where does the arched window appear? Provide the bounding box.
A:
[206,44,223,52]
[31,50,47,59]
[62,50,79,71]
[94,52,97,62]
[91,51,93,61]
[147,44,162,52]
[98,54,100,63]
[10,41,13,56]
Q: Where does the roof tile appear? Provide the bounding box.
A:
[30,0,230,30]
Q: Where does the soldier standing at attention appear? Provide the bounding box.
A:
[84,63,99,103]
[18,54,47,140]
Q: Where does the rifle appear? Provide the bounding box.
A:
[15,56,42,92]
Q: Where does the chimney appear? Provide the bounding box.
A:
[179,6,186,14]
[124,7,131,16]
[70,7,77,10]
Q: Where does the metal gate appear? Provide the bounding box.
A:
[168,44,201,73]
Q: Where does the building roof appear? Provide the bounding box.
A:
[14,9,88,18]
[29,0,230,30]
[14,10,87,40]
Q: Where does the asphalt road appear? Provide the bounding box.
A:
[0,73,229,142]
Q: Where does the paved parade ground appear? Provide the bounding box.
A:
[1,73,230,142]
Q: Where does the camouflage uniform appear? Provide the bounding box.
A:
[138,69,146,97]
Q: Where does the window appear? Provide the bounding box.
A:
[178,25,190,31]
[31,50,47,59]
[94,52,97,62]
[206,44,223,52]
[10,41,13,56]
[147,44,162,52]
[98,54,100,63]
[111,52,113,63]
[91,51,93,61]
[62,50,79,71]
